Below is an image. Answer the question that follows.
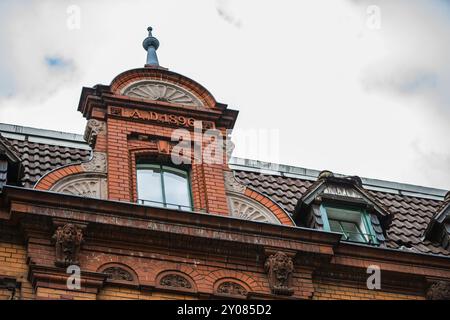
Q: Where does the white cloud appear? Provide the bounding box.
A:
[0,0,448,189]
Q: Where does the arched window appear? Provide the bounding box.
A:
[136,161,192,211]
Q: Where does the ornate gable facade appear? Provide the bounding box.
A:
[0,27,449,301]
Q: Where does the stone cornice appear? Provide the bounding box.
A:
[2,186,340,251]
[79,92,238,130]
[3,186,450,279]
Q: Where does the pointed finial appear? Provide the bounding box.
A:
[143,26,160,67]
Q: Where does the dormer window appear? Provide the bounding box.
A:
[294,171,389,246]
[321,204,378,244]
[136,161,193,211]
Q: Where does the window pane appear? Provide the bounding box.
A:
[162,166,191,210]
[340,221,366,243]
[328,219,342,233]
[137,164,164,207]
[340,221,360,234]
[324,205,371,243]
[347,232,366,243]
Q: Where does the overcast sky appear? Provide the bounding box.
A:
[0,0,449,190]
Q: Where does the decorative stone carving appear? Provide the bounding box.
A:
[322,185,363,199]
[227,193,281,224]
[103,267,134,282]
[123,81,203,107]
[51,174,107,199]
[224,172,246,194]
[83,119,106,147]
[426,281,450,300]
[160,274,192,289]
[217,281,247,297]
[264,251,294,296]
[81,152,107,173]
[225,139,235,162]
[52,223,84,267]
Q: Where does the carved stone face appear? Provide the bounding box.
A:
[273,255,292,281]
[62,224,78,243]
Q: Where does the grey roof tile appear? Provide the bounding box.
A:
[2,128,448,256]
[5,138,91,188]
[234,170,449,256]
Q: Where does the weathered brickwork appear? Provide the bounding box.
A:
[35,287,96,300]
[0,288,11,300]
[1,44,450,301]
[0,227,35,300]
[103,117,230,214]
[98,286,197,300]
[312,280,425,300]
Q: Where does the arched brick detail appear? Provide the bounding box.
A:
[34,164,84,190]
[97,262,139,285]
[174,264,204,286]
[203,269,261,293]
[82,253,161,284]
[155,270,198,292]
[243,187,295,226]
[214,278,251,297]
[110,68,217,109]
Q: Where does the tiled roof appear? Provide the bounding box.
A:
[0,124,91,188]
[0,134,23,188]
[234,169,449,256]
[6,139,91,188]
[1,123,448,256]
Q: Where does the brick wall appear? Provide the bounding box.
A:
[103,116,230,215]
[0,226,35,300]
[312,279,425,300]
[79,247,271,297]
[36,287,96,300]
[98,286,196,300]
[0,235,433,300]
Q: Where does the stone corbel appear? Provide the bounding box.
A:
[52,219,87,268]
[263,248,296,296]
[83,119,106,147]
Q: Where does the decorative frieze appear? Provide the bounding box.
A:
[107,106,215,130]
[123,81,203,107]
[227,193,280,224]
[160,274,192,289]
[264,251,295,296]
[52,223,84,267]
[51,174,107,199]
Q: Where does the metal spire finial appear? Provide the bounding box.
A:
[143,26,160,67]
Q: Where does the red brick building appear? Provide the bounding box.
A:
[0,27,450,300]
